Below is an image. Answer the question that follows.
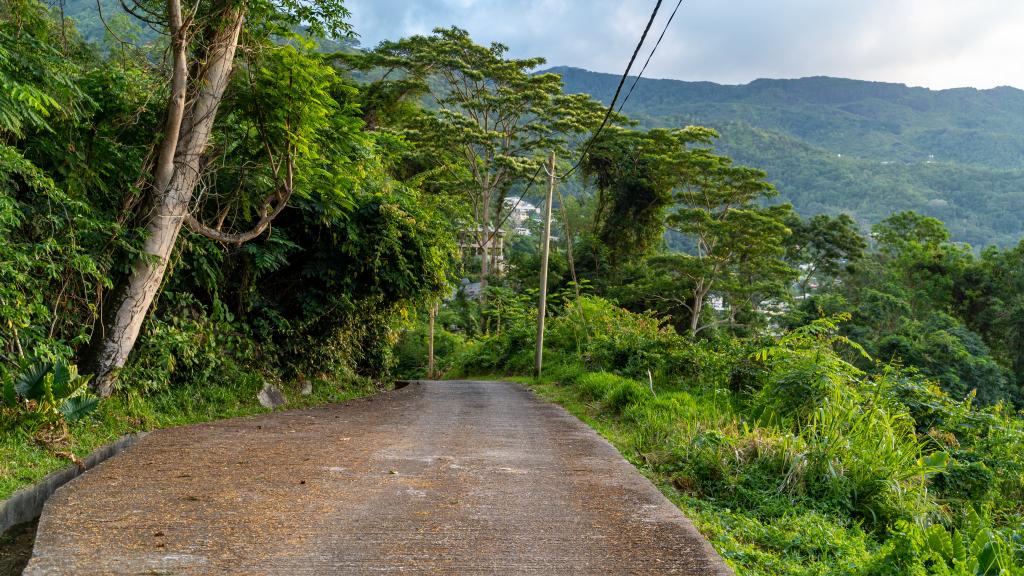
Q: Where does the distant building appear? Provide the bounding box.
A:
[458,226,507,274]
[461,279,483,300]
[709,295,726,312]
[504,196,541,233]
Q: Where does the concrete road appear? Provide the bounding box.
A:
[25,380,732,575]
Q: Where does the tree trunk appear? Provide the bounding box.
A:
[689,284,706,337]
[82,7,244,396]
[427,304,435,379]
[479,188,490,289]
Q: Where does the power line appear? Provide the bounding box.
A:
[490,0,679,244]
[617,0,685,113]
[560,0,666,181]
[488,164,545,239]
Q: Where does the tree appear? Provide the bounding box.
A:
[349,27,608,287]
[870,211,970,316]
[664,147,795,336]
[582,127,715,270]
[0,0,120,369]
[785,213,867,296]
[959,242,1024,391]
[82,0,353,395]
[872,210,951,256]
[790,211,1020,405]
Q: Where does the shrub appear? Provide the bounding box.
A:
[1,359,98,435]
[604,378,650,414]
[548,296,685,380]
[865,511,1024,575]
[576,372,623,401]
[393,317,466,379]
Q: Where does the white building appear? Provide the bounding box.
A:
[504,196,541,231]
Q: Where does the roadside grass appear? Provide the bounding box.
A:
[0,375,377,501]
[520,369,882,576]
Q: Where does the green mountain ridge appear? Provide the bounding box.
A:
[550,66,1024,247]
[51,0,1024,247]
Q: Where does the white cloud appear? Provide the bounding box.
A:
[344,0,1024,89]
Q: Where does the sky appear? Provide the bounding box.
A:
[344,0,1024,90]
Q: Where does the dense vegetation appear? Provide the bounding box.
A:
[395,123,1024,573]
[3,1,1024,574]
[553,66,1024,248]
[417,205,1024,573]
[0,0,456,488]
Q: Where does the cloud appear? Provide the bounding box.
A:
[344,0,1024,89]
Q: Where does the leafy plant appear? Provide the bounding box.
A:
[2,359,99,429]
[870,511,1024,575]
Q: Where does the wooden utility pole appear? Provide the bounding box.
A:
[535,151,556,378]
[427,304,436,379]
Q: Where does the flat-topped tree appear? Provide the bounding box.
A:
[349,27,609,288]
[662,146,796,336]
[580,126,795,336]
[81,0,361,396]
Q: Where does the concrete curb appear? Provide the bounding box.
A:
[0,433,146,535]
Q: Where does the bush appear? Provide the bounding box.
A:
[548,296,686,380]
[576,372,623,401]
[393,316,466,379]
[604,378,650,414]
[452,287,537,376]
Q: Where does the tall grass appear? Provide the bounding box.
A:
[457,297,1024,574]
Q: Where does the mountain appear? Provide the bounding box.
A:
[550,66,1024,248]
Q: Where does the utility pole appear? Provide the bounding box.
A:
[427,304,436,379]
[535,151,556,378]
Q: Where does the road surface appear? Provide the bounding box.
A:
[25,380,731,575]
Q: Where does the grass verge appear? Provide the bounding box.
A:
[0,375,377,501]
[518,372,884,576]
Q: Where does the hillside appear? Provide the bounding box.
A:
[551,66,1024,247]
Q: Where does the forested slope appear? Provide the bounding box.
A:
[552,66,1024,247]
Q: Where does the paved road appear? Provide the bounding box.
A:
[25,381,731,575]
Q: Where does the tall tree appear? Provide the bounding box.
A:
[785,213,866,296]
[82,0,352,395]
[663,145,794,336]
[960,242,1024,387]
[349,27,607,288]
[582,127,715,269]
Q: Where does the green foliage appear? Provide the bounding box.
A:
[548,295,688,380]
[787,210,1024,406]
[785,212,866,294]
[751,314,870,423]
[0,0,82,137]
[456,294,1024,574]
[392,314,466,379]
[349,27,610,287]
[959,242,1024,382]
[576,372,623,401]
[555,66,1024,248]
[582,127,714,264]
[6,7,1024,576]
[1,359,98,431]
[197,40,369,233]
[866,511,1023,575]
[0,0,459,437]
[452,287,537,375]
